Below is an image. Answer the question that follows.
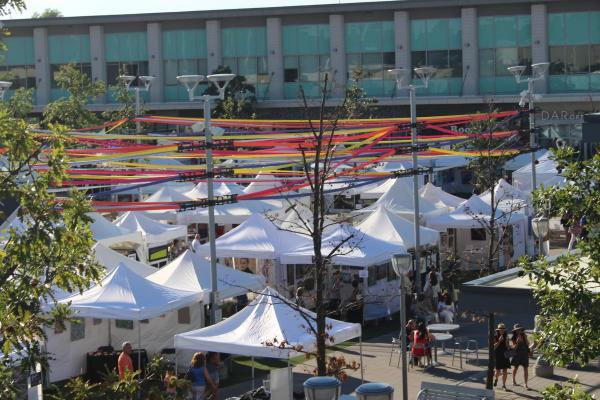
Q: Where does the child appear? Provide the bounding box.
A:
[164,367,177,395]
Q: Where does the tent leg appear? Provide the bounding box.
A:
[175,348,178,375]
[138,321,142,372]
[252,357,255,390]
[359,335,364,384]
[108,319,111,347]
[288,358,293,400]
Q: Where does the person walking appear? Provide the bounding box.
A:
[510,324,531,389]
[205,352,221,400]
[437,292,455,323]
[186,352,213,400]
[568,216,582,251]
[493,323,511,390]
[191,233,202,253]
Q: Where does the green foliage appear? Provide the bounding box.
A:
[31,8,62,18]
[522,147,600,367]
[101,72,138,133]
[42,63,105,129]
[541,377,595,400]
[0,87,34,119]
[206,65,256,119]
[0,0,25,15]
[48,377,103,400]
[343,68,377,119]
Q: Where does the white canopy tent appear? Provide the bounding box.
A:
[199,213,310,259]
[93,243,156,277]
[479,178,529,204]
[46,262,202,383]
[175,286,362,359]
[277,202,334,234]
[143,186,193,222]
[419,182,465,209]
[176,199,282,225]
[360,177,410,200]
[357,178,446,221]
[185,181,245,199]
[243,172,281,195]
[355,205,440,248]
[280,223,404,267]
[88,212,144,249]
[512,150,565,192]
[114,211,187,247]
[148,250,265,302]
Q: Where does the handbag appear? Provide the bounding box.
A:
[504,349,516,359]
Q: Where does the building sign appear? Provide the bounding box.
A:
[539,110,587,123]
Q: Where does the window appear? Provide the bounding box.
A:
[222,27,268,99]
[51,63,92,88]
[387,262,397,282]
[470,228,487,241]
[106,61,149,86]
[548,12,600,93]
[93,318,102,326]
[163,30,208,101]
[178,307,191,324]
[410,18,462,95]
[70,318,85,342]
[222,56,269,86]
[116,320,134,330]
[0,65,36,89]
[375,262,389,280]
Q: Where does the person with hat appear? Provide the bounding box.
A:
[510,323,531,389]
[493,323,511,389]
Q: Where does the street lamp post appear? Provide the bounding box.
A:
[391,253,413,400]
[119,75,156,133]
[507,63,549,193]
[388,67,437,295]
[177,73,235,325]
[0,81,13,100]
[532,215,550,257]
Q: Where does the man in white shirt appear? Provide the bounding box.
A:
[191,233,202,253]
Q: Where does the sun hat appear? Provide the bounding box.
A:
[497,323,506,330]
[512,323,524,332]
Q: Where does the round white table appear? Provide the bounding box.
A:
[431,333,453,365]
[428,323,460,333]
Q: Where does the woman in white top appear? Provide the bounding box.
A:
[437,292,455,323]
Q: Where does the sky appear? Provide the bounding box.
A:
[7,0,395,19]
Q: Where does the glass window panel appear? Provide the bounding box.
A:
[179,59,198,75]
[319,55,331,73]
[548,14,565,45]
[297,25,319,55]
[549,46,566,75]
[565,45,589,74]
[495,48,518,76]
[518,47,532,69]
[411,51,427,69]
[495,16,518,48]
[106,62,120,85]
[565,74,590,91]
[565,13,589,45]
[495,75,519,94]
[427,50,449,69]
[198,59,208,76]
[283,26,297,56]
[318,25,330,55]
[479,48,495,76]
[479,77,495,93]
[222,58,237,74]
[517,16,532,47]
[382,21,395,52]
[426,19,449,50]
[255,27,268,57]
[449,49,462,77]
[448,19,462,49]
[345,23,363,53]
[591,45,600,73]
[362,53,382,79]
[548,75,567,92]
[478,17,494,49]
[164,60,178,85]
[299,55,318,82]
[347,53,361,78]
[238,57,257,84]
[284,56,298,69]
[410,20,427,51]
[383,52,395,80]
[221,29,237,58]
[257,56,268,82]
[591,12,600,43]
[163,31,178,59]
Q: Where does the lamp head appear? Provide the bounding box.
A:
[139,75,155,90]
[507,65,526,82]
[118,75,136,89]
[177,75,206,101]
[387,68,408,89]
[391,253,412,277]
[531,216,550,239]
[531,62,549,80]
[413,66,437,88]
[207,73,236,100]
[0,81,12,100]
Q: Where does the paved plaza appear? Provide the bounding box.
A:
[220,318,600,399]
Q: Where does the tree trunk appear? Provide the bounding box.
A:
[315,254,327,375]
[486,312,495,390]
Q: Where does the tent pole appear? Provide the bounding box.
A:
[288,357,292,400]
[359,335,364,383]
[175,348,178,375]
[251,357,255,390]
[138,321,142,373]
[108,319,111,347]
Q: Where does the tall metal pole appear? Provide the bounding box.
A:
[410,87,422,294]
[135,87,141,133]
[399,275,408,400]
[204,96,220,325]
[528,79,537,193]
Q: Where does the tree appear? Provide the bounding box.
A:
[206,65,256,119]
[31,8,62,18]
[101,70,138,133]
[0,0,25,15]
[43,63,106,129]
[343,68,377,119]
[1,87,34,119]
[521,146,600,367]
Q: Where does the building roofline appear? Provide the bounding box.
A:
[2,0,561,28]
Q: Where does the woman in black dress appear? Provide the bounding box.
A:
[511,323,531,389]
[493,323,510,389]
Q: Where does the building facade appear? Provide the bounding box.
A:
[2,0,600,144]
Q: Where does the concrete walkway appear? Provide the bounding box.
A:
[220,320,600,399]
